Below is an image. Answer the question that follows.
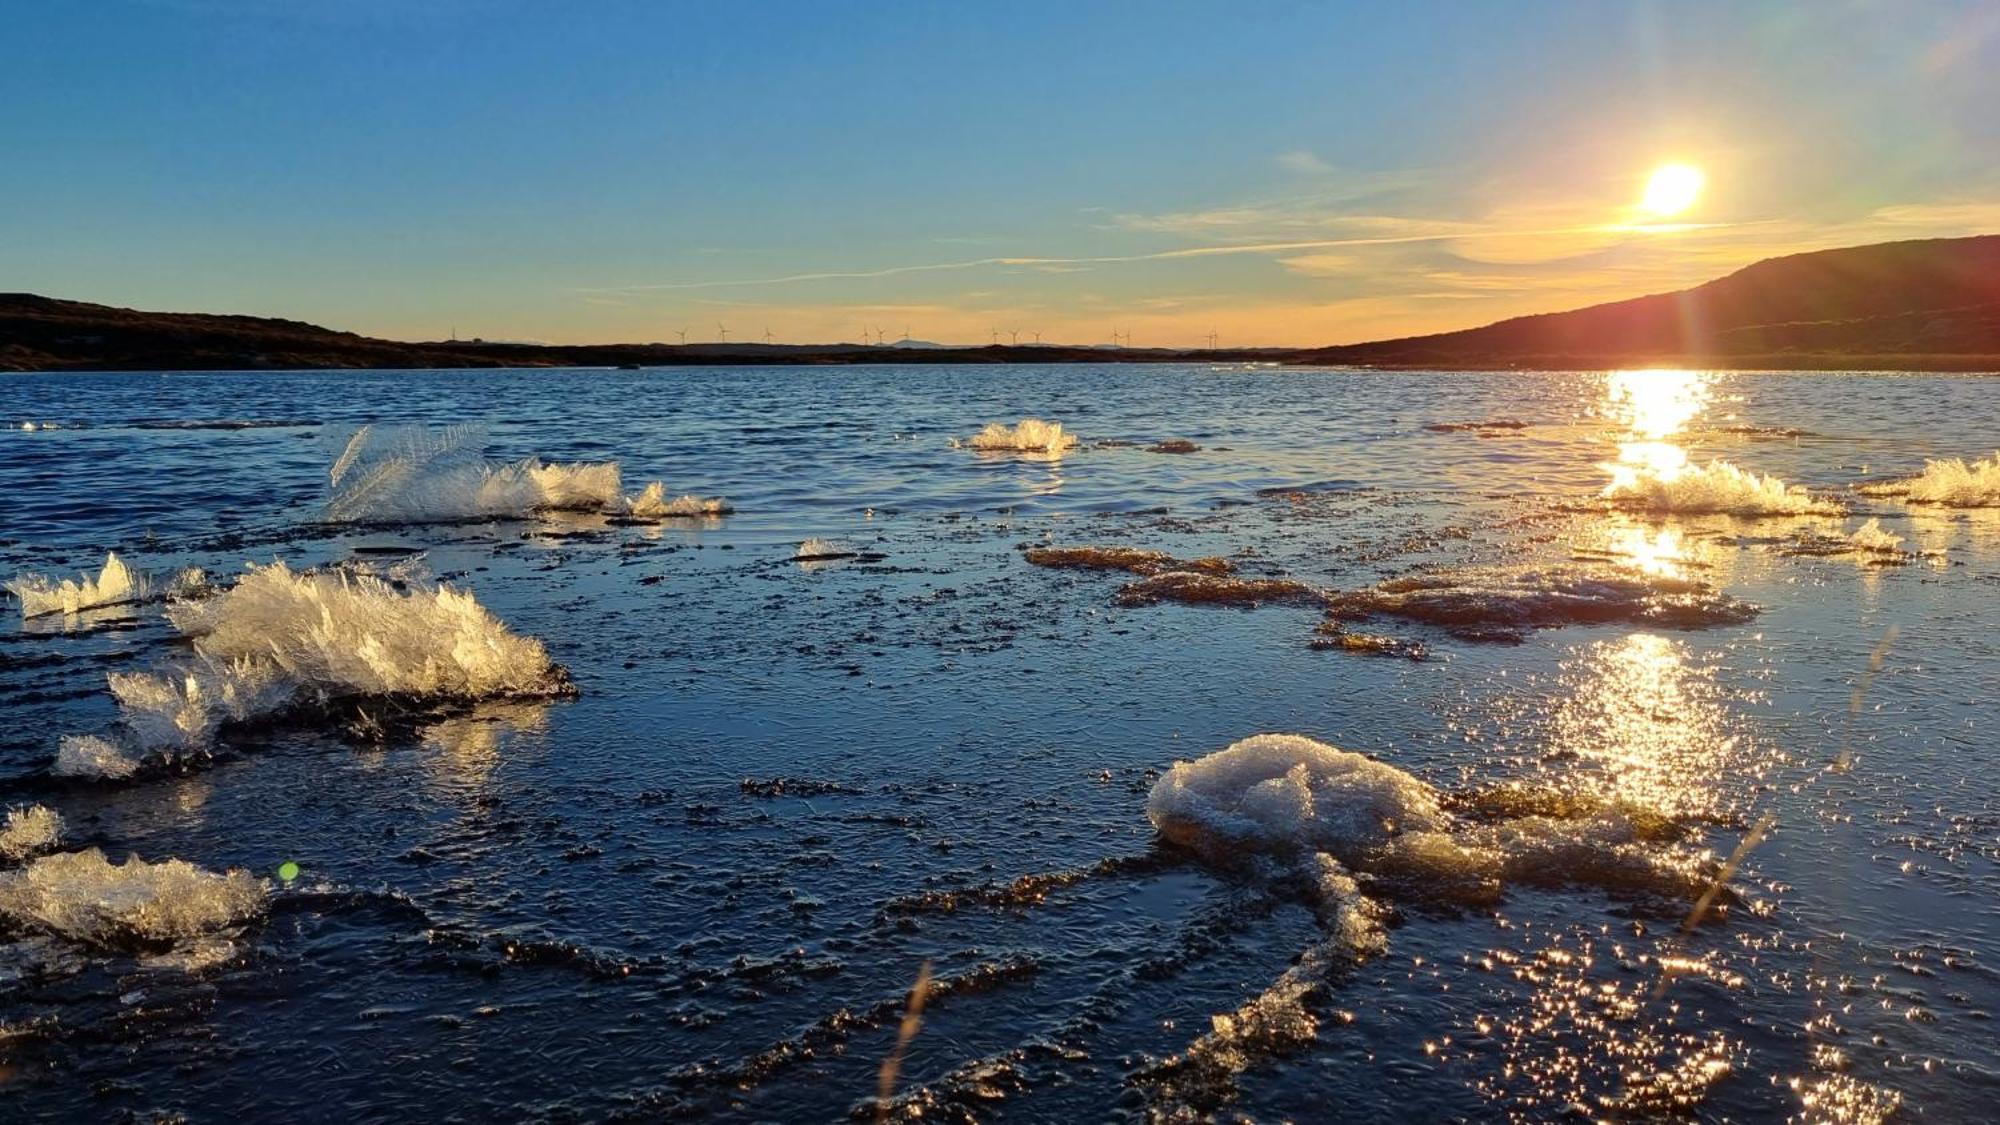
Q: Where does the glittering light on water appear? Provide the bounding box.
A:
[1606,525,1691,578]
[1469,934,1741,1115]
[1550,632,1752,823]
[1601,369,1716,490]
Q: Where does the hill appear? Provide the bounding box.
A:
[0,293,525,371]
[1291,235,2000,370]
[0,294,1291,371]
[4,235,1996,372]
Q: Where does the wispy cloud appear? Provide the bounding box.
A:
[1275,252,1361,277]
[1107,205,1464,240]
[576,222,1694,295]
[1276,149,1333,176]
[563,187,2000,347]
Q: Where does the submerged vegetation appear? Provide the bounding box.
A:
[1024,545,1234,576]
[1325,565,1759,643]
[1115,571,1324,609]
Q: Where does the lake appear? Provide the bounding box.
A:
[2,364,1996,1122]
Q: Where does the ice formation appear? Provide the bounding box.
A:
[1136,737,1406,1116]
[1784,518,1912,563]
[53,734,141,780]
[1592,369,1833,516]
[1150,734,1724,912]
[1148,735,1449,865]
[321,423,725,522]
[1326,565,1758,641]
[1845,518,1905,554]
[1136,853,1385,1118]
[168,561,567,700]
[0,805,64,864]
[58,561,570,773]
[107,662,297,754]
[1857,450,2000,507]
[326,456,623,522]
[1139,734,1726,1115]
[8,552,148,618]
[962,418,1080,453]
[1603,458,1840,516]
[622,481,731,519]
[0,848,266,953]
[793,538,853,561]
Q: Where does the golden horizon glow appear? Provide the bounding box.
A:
[1640,163,1706,219]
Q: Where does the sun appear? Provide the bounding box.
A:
[1640,163,1705,219]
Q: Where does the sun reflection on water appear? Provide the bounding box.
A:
[1605,524,1692,578]
[1465,933,1742,1117]
[421,701,552,790]
[1549,632,1755,823]
[1601,369,1717,490]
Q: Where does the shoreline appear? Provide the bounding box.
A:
[7,353,1998,374]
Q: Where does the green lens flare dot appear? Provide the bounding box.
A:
[278,861,301,882]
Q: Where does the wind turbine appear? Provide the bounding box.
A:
[764,327,774,345]
[1009,329,1019,346]
[717,323,729,343]
[1205,330,1218,349]
[990,328,999,346]
[676,328,688,346]
[902,325,911,343]
[1032,330,1041,344]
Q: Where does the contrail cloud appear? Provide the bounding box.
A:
[575,223,1737,294]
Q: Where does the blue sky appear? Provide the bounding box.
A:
[4,0,1996,345]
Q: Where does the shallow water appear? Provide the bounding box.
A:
[2,365,1998,1121]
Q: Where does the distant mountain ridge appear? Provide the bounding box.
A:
[1292,234,2000,369]
[3,234,1996,371]
[0,295,1285,370]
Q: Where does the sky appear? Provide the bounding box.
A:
[3,0,1997,347]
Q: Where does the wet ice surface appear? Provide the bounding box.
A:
[2,365,1999,1121]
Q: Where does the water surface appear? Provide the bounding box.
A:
[2,365,1996,1121]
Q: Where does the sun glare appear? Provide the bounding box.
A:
[1601,368,1714,489]
[1639,163,1705,218]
